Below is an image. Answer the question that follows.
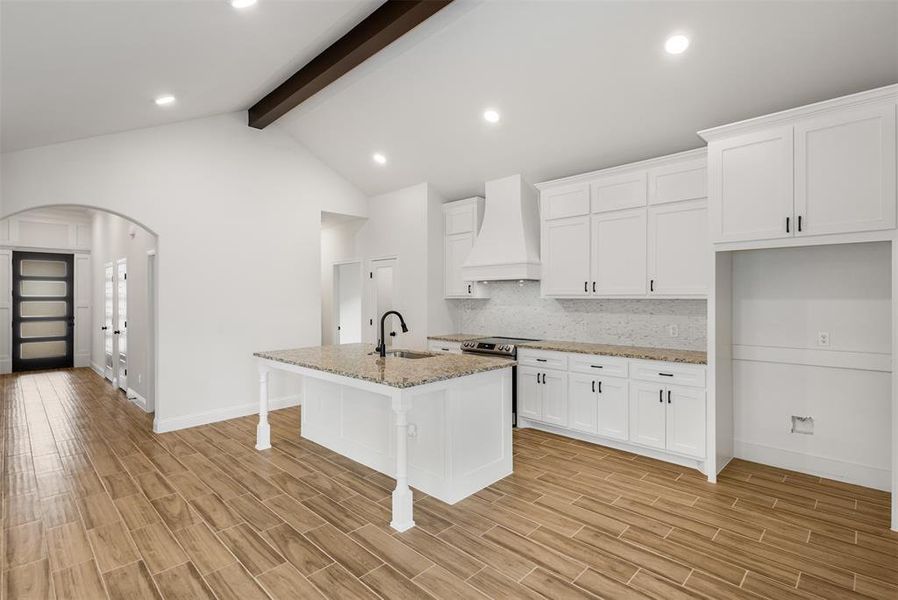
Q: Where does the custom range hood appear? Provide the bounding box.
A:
[462,174,541,281]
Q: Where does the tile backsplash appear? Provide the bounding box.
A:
[454,281,706,350]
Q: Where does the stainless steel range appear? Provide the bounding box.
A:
[461,336,540,426]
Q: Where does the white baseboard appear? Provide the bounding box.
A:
[127,388,150,413]
[153,394,301,434]
[0,359,10,375]
[91,362,105,378]
[74,353,91,369]
[734,439,890,491]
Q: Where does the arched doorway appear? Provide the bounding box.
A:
[0,204,159,419]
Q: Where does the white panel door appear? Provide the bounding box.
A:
[596,376,629,441]
[518,366,542,421]
[116,258,127,391]
[648,199,708,296]
[103,262,114,381]
[542,215,590,297]
[665,385,706,458]
[370,258,398,347]
[568,373,597,433]
[445,232,474,298]
[591,209,646,296]
[795,104,897,236]
[709,126,794,242]
[540,370,568,426]
[629,381,666,450]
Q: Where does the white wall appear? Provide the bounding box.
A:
[731,242,892,489]
[1,112,367,432]
[90,212,156,405]
[319,183,456,350]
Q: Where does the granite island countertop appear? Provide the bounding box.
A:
[254,344,515,389]
[426,333,486,342]
[517,339,707,365]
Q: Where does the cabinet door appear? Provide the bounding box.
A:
[596,376,628,441]
[708,126,794,243]
[628,382,666,450]
[647,199,708,296]
[568,373,597,434]
[540,370,568,426]
[542,215,591,297]
[444,232,474,297]
[795,104,897,236]
[665,385,706,458]
[591,209,646,296]
[517,366,542,421]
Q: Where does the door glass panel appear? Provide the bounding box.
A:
[20,301,67,318]
[20,321,67,339]
[20,340,66,359]
[20,259,67,277]
[20,280,67,297]
[104,263,114,373]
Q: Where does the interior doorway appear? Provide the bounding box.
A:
[333,260,362,344]
[11,251,74,372]
[369,257,398,348]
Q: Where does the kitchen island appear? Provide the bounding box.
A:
[253,344,515,531]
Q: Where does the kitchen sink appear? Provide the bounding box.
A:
[379,350,435,359]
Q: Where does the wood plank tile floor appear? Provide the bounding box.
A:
[2,368,896,600]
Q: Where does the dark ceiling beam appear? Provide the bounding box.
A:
[248,0,453,129]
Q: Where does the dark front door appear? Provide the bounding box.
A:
[12,251,75,372]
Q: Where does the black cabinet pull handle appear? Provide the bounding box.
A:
[786,216,790,233]
[536,373,540,384]
[590,364,603,369]
[536,358,547,362]
[584,281,588,292]
[667,390,671,404]
[659,372,674,377]
[592,282,596,293]
[659,389,663,403]
[798,215,802,232]
[541,373,546,384]
[101,326,107,331]
[650,279,654,292]
[114,330,121,335]
[467,284,472,294]
[598,381,602,394]
[592,380,595,393]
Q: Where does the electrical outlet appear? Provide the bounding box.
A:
[817,331,830,347]
[791,416,814,435]
[668,324,679,338]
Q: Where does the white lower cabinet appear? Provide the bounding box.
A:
[518,349,706,466]
[665,385,707,458]
[427,341,462,354]
[518,366,568,425]
[569,372,628,440]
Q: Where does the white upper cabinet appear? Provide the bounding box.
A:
[443,198,488,298]
[542,215,591,296]
[708,126,794,243]
[701,85,898,247]
[648,199,708,296]
[542,183,590,220]
[591,171,647,212]
[538,149,708,298]
[795,104,896,236]
[591,209,646,296]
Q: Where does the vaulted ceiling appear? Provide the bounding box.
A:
[2,1,897,201]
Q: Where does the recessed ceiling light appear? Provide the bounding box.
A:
[372,152,387,165]
[231,0,257,8]
[154,94,176,106]
[483,109,500,123]
[665,34,690,55]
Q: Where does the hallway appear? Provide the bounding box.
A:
[2,368,897,600]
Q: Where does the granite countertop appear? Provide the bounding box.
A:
[517,340,707,365]
[254,344,515,389]
[426,333,486,342]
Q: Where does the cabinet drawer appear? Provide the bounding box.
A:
[517,350,568,371]
[427,341,461,354]
[629,360,706,388]
[568,353,628,378]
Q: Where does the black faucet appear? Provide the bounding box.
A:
[376,310,409,357]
